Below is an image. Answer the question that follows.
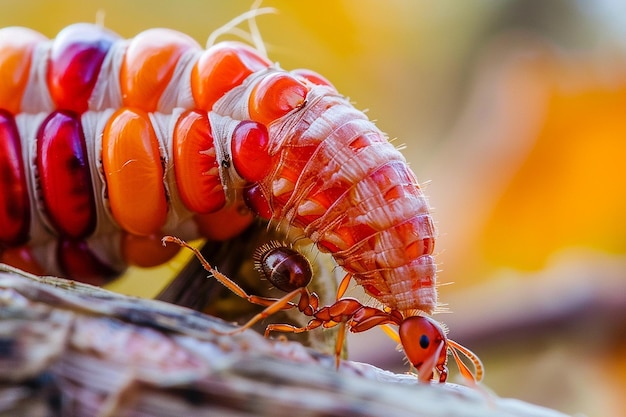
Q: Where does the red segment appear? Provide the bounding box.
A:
[243,183,272,220]
[57,238,117,285]
[362,284,382,297]
[0,110,30,246]
[348,132,386,150]
[231,120,271,182]
[279,144,317,175]
[335,223,378,250]
[0,246,46,276]
[394,216,436,258]
[291,68,336,90]
[47,23,119,113]
[192,41,270,111]
[0,27,47,113]
[121,232,180,267]
[36,110,96,238]
[317,238,340,254]
[271,162,301,207]
[294,182,349,226]
[369,162,403,191]
[249,72,308,125]
[173,110,225,213]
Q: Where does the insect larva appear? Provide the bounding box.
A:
[0,23,272,282]
[0,20,482,382]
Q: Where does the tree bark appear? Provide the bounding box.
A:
[0,264,571,417]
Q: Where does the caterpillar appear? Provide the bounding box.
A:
[0,23,274,282]
[0,19,482,382]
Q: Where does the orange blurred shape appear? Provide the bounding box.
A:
[194,203,255,241]
[121,233,181,268]
[480,44,626,270]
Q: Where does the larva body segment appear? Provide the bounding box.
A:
[0,24,258,281]
[0,23,437,314]
[263,90,437,313]
[211,79,438,313]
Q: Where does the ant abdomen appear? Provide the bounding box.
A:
[253,241,312,292]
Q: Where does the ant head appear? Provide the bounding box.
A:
[399,316,485,384]
[398,316,448,382]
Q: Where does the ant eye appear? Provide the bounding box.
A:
[419,334,430,349]
[399,316,447,380]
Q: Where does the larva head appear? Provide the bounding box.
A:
[398,316,449,383]
[253,241,312,292]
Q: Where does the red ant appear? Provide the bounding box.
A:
[162,236,483,383]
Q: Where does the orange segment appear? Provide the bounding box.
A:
[173,109,225,213]
[291,68,336,91]
[191,41,270,111]
[120,28,200,111]
[121,232,180,267]
[249,72,308,125]
[102,108,167,236]
[0,27,47,113]
[194,203,254,241]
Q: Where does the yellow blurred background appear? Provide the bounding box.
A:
[2,1,625,416]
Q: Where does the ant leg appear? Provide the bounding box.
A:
[335,273,353,300]
[333,321,347,369]
[380,324,401,344]
[162,236,291,309]
[162,236,250,299]
[264,319,324,337]
[213,288,310,335]
[378,324,424,375]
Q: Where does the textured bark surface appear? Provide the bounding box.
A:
[0,264,571,417]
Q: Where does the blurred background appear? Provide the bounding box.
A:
[2,1,625,415]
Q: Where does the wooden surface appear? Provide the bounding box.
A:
[0,265,572,417]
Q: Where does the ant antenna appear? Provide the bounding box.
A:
[448,339,484,383]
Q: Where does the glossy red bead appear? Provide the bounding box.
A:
[173,109,225,213]
[47,23,119,113]
[291,68,336,90]
[0,110,30,246]
[0,245,46,276]
[192,41,271,111]
[57,238,117,285]
[249,72,308,125]
[231,120,271,182]
[243,183,272,220]
[36,110,96,238]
